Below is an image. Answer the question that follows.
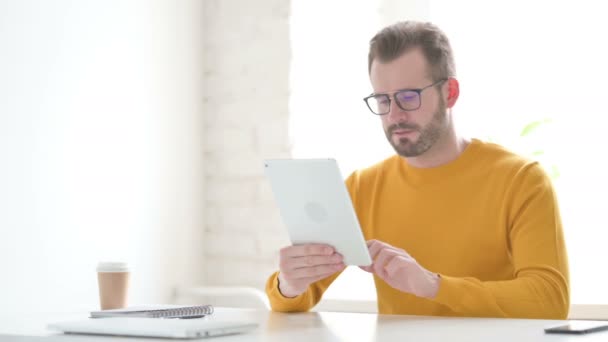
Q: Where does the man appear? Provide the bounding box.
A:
[265,21,569,319]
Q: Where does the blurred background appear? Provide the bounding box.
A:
[1,0,606,314]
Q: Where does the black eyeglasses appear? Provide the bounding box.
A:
[363,78,448,115]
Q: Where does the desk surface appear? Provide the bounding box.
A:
[1,308,607,341]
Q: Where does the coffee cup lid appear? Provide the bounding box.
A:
[97,262,130,273]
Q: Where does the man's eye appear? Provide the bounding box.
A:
[397,93,417,102]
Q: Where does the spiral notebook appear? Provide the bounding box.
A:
[90,304,214,319]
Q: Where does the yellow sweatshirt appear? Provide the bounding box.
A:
[265,139,570,319]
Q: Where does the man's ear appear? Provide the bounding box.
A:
[446,78,459,108]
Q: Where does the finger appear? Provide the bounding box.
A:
[373,249,399,277]
[280,244,335,258]
[368,241,401,262]
[374,248,398,269]
[368,240,401,257]
[288,253,343,270]
[359,265,373,273]
[291,266,344,284]
[366,239,379,247]
[285,263,345,280]
[367,240,385,261]
[385,255,410,276]
[369,241,409,260]
[298,267,345,285]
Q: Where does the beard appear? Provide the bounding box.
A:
[384,98,447,158]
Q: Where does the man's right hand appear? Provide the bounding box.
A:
[277,244,345,298]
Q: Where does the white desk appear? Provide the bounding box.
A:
[1,308,606,341]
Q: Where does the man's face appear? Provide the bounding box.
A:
[370,49,448,158]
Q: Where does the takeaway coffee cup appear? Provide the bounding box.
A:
[96,262,130,310]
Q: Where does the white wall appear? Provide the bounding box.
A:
[202,0,291,289]
[0,0,205,313]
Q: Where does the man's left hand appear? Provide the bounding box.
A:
[360,239,441,299]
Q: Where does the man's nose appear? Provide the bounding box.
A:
[387,98,410,121]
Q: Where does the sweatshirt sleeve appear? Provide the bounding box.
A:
[265,171,362,312]
[433,163,570,319]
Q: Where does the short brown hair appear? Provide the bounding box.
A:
[368,21,455,81]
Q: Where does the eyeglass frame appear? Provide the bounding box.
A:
[363,78,448,115]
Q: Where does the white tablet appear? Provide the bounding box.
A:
[264,158,372,266]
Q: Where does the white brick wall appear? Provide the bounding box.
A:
[203,0,291,290]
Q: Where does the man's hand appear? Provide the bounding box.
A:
[277,244,345,298]
[360,239,440,299]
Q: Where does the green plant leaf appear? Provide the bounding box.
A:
[520,118,551,137]
[551,165,560,179]
[531,150,544,156]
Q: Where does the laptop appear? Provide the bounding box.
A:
[47,317,258,339]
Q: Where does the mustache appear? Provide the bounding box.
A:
[388,122,419,134]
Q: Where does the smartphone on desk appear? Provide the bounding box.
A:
[545,320,608,334]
